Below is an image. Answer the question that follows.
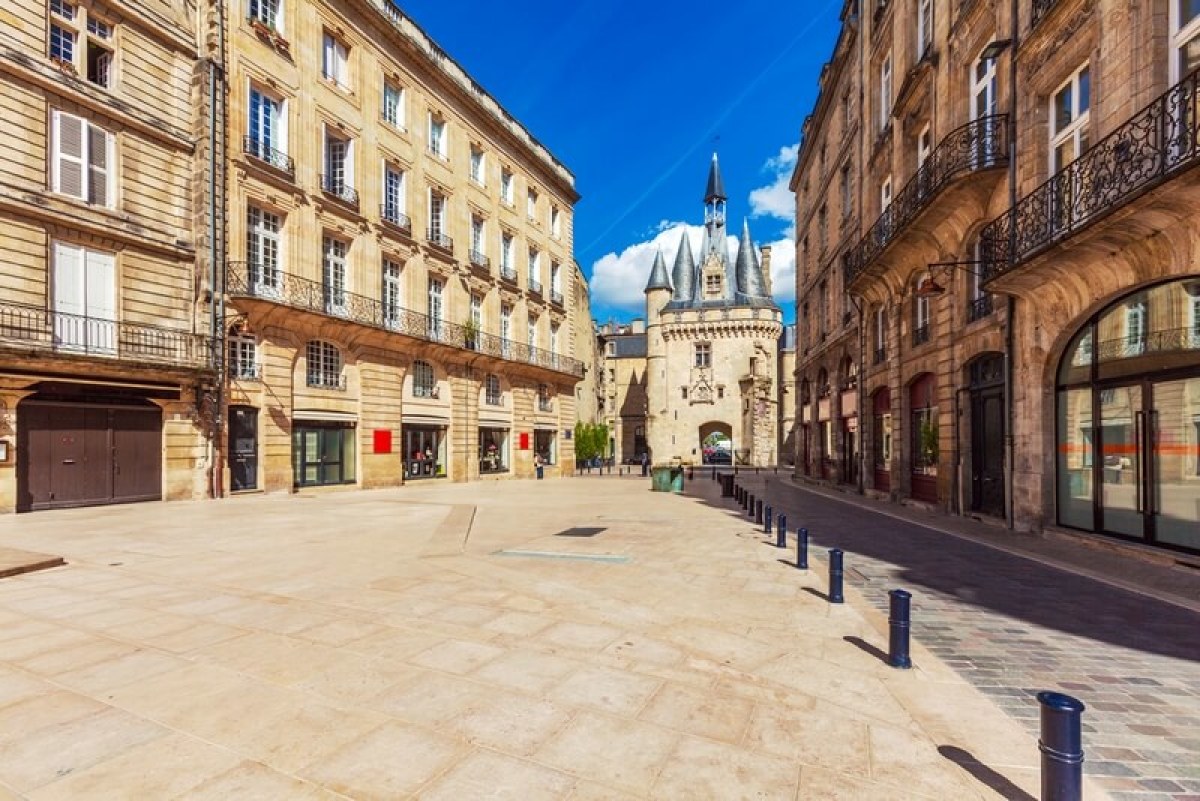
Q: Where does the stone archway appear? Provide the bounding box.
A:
[699,421,734,465]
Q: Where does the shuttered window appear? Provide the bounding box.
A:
[51,110,112,206]
[52,241,116,353]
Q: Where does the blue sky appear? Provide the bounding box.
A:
[398,0,844,324]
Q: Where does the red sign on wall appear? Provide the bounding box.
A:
[519,432,530,450]
[373,429,393,454]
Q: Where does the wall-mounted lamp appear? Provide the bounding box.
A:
[980,39,1013,61]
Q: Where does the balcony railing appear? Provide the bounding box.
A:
[913,323,931,347]
[982,69,1200,282]
[845,114,1008,286]
[550,288,564,306]
[1094,327,1200,362]
[469,249,490,269]
[529,278,542,295]
[427,229,453,251]
[1031,0,1062,28]
[966,294,994,322]
[243,136,294,176]
[380,205,412,234]
[0,301,212,369]
[225,262,583,376]
[320,175,358,207]
[873,346,887,365]
[499,264,518,283]
[306,372,347,390]
[538,396,554,412]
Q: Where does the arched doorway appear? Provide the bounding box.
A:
[968,352,1005,517]
[1055,277,1200,553]
[909,373,938,503]
[699,421,733,465]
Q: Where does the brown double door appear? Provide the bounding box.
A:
[18,401,162,511]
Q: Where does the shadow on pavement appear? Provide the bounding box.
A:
[937,745,1036,801]
[843,635,890,666]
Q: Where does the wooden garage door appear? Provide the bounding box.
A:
[18,402,162,511]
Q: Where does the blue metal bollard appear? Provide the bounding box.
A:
[797,527,808,569]
[775,517,786,548]
[777,514,787,547]
[828,548,844,603]
[1038,692,1085,801]
[887,589,912,669]
[712,466,717,481]
[764,505,772,534]
[748,494,756,518]
[755,499,763,525]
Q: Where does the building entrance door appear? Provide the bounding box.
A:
[229,406,258,491]
[969,355,1006,517]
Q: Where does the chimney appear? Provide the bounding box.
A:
[760,245,773,296]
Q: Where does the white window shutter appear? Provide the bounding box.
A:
[345,138,354,188]
[52,110,86,200]
[87,124,111,207]
[85,249,117,352]
[323,35,334,77]
[52,242,85,348]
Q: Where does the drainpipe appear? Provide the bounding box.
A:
[1003,0,1019,530]
[853,293,866,494]
[208,0,228,501]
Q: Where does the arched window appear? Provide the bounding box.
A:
[485,374,502,406]
[913,274,932,346]
[412,360,436,398]
[306,341,342,389]
[816,368,830,398]
[840,357,858,391]
[229,323,258,380]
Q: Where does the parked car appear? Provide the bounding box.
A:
[705,450,732,465]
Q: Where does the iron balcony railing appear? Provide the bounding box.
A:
[306,372,347,390]
[320,174,358,207]
[0,301,212,369]
[380,205,412,234]
[1093,327,1200,362]
[873,346,887,365]
[982,69,1200,281]
[469,250,490,269]
[499,264,518,283]
[550,289,564,306]
[913,323,931,347]
[1031,0,1062,28]
[243,136,294,176]
[427,229,453,251]
[967,294,994,322]
[529,278,542,295]
[225,262,583,376]
[845,114,1009,286]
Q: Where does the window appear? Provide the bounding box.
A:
[322,32,349,87]
[49,1,113,89]
[469,145,484,184]
[917,125,932,169]
[694,342,711,368]
[1172,0,1200,81]
[248,87,286,162]
[500,233,514,273]
[550,206,561,237]
[537,383,552,412]
[819,281,828,336]
[470,215,485,260]
[470,292,482,330]
[485,374,502,406]
[382,82,405,129]
[500,303,512,356]
[527,188,538,220]
[49,0,73,19]
[306,341,342,389]
[1051,65,1091,172]
[428,114,447,159]
[52,242,115,353]
[1124,298,1147,356]
[550,324,559,359]
[500,168,514,205]
[382,259,402,328]
[322,236,348,316]
[427,277,444,339]
[528,315,538,349]
[916,0,932,61]
[323,129,354,196]
[840,163,852,219]
[428,190,447,244]
[913,278,931,346]
[550,261,561,295]
[880,176,893,211]
[1191,292,1200,347]
[972,49,998,120]
[880,51,893,131]
[246,206,281,293]
[528,247,541,291]
[50,22,74,64]
[228,329,258,379]
[248,0,280,31]
[682,387,689,400]
[705,273,721,296]
[412,360,436,397]
[817,204,827,252]
[50,111,113,207]
[874,306,886,362]
[382,164,406,223]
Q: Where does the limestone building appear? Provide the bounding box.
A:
[599,156,785,466]
[793,0,1200,556]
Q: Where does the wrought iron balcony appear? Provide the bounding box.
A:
[499,264,518,283]
[845,115,1008,287]
[913,323,931,347]
[1031,0,1062,27]
[225,262,583,376]
[529,278,542,295]
[966,294,994,322]
[427,229,453,251]
[1094,327,1200,361]
[550,289,564,306]
[469,249,490,269]
[320,175,358,207]
[306,372,347,390]
[380,205,412,234]
[228,362,261,381]
[982,69,1200,282]
[0,301,212,370]
[243,136,294,176]
[873,346,887,365]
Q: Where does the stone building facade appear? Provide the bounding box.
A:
[793,0,1200,556]
[0,0,214,512]
[0,0,585,513]
[598,156,785,467]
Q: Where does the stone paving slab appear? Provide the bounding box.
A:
[0,481,1116,799]
[0,547,64,580]
[721,473,1200,801]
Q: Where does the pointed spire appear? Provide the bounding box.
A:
[704,152,726,202]
[644,248,671,292]
[670,230,696,302]
[735,218,770,299]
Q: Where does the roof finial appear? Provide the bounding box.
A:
[704,152,727,203]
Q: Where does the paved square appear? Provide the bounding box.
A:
[0,479,1113,799]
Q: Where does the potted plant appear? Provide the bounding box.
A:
[462,316,479,351]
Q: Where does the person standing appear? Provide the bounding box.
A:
[534,452,544,480]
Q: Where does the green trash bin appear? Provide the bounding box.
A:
[670,466,685,493]
[651,466,685,493]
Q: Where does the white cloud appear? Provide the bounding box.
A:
[590,223,795,310]
[749,142,799,222]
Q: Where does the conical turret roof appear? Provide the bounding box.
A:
[670,230,696,302]
[644,248,671,292]
[704,152,726,202]
[734,218,770,300]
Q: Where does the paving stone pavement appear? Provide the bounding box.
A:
[0,478,1117,799]
[719,473,1200,801]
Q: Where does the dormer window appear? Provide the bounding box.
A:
[704,273,722,297]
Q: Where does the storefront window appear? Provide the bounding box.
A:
[405,425,446,479]
[534,430,556,465]
[479,427,509,473]
[292,422,356,487]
